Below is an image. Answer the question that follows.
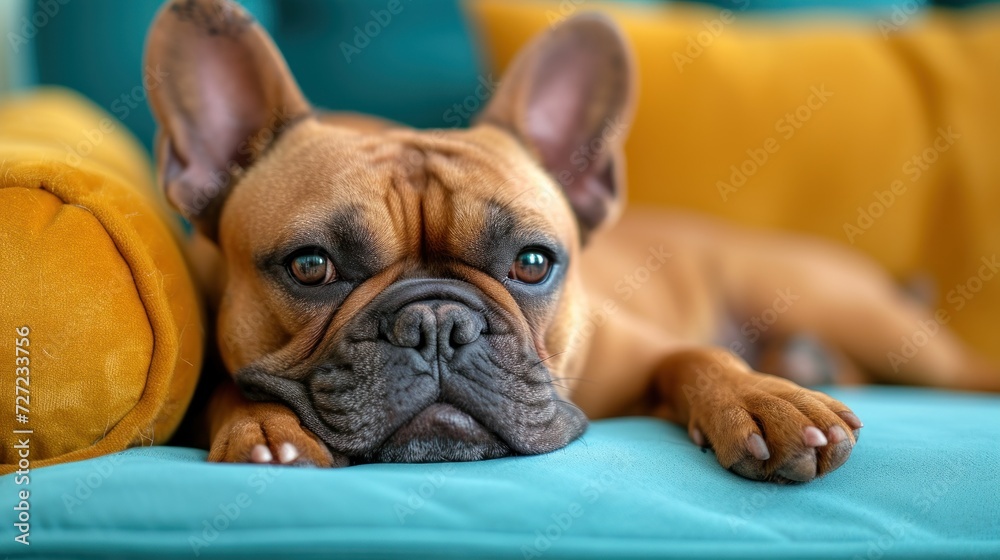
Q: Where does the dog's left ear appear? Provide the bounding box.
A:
[477,14,636,240]
[145,0,312,240]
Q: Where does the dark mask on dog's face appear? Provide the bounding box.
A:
[145,0,634,463]
[220,125,594,463]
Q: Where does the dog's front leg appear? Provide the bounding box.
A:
[206,379,347,467]
[652,348,863,483]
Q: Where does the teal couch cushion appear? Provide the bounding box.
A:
[1,387,997,559]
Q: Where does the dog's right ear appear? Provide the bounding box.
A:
[145,0,311,240]
[477,14,635,243]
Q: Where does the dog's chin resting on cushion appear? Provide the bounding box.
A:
[145,0,1000,482]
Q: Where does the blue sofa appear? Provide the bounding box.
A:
[2,1,999,558]
[2,388,998,558]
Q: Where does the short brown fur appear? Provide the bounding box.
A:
[147,0,999,482]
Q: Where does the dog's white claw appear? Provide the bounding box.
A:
[278,442,300,464]
[689,426,706,447]
[837,411,863,430]
[251,444,273,463]
[828,425,848,444]
[747,433,770,461]
[803,426,828,447]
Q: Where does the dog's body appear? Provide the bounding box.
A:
[147,0,998,483]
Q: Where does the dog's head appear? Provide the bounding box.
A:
[146,0,634,463]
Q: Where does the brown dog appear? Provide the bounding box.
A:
[146,0,999,482]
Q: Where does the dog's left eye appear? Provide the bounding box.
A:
[287,250,337,286]
[508,250,551,284]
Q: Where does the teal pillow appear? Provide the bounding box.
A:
[2,387,998,559]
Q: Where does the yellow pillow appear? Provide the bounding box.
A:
[466,0,1000,361]
[0,89,203,473]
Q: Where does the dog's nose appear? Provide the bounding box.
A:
[386,301,484,356]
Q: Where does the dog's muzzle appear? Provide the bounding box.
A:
[237,279,587,464]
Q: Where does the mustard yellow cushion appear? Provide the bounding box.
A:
[466,1,1000,361]
[0,89,203,473]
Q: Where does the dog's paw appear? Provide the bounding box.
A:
[208,402,346,467]
[688,372,863,484]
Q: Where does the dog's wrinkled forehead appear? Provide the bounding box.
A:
[218,120,581,264]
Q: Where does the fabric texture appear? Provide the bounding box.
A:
[466,0,1000,364]
[1,387,997,559]
[0,89,203,473]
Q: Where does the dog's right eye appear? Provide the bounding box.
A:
[287,250,337,286]
[508,250,552,285]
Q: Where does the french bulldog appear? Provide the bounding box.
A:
[146,0,1000,482]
